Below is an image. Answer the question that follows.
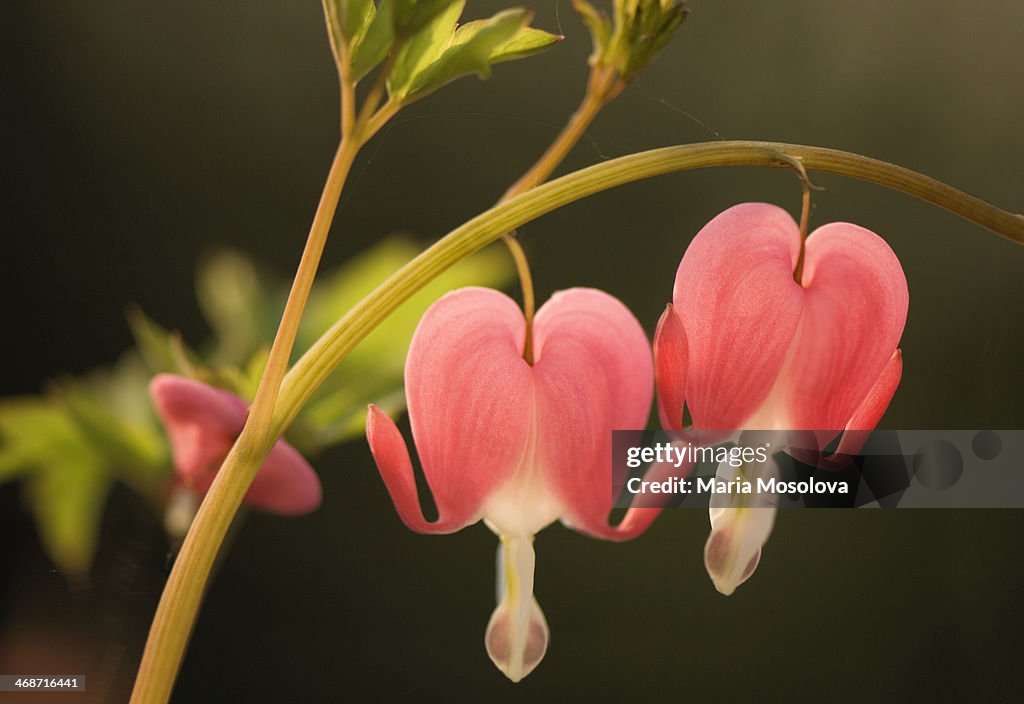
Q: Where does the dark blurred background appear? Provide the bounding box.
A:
[2,1,1023,702]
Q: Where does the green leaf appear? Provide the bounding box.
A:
[238,347,271,402]
[127,307,256,409]
[324,0,379,76]
[102,353,164,425]
[0,399,81,483]
[454,22,562,64]
[0,351,178,577]
[392,0,462,38]
[401,9,534,102]
[387,0,465,99]
[127,306,201,376]
[353,2,559,98]
[332,0,376,42]
[313,387,406,448]
[0,396,119,576]
[196,249,275,366]
[26,450,110,577]
[351,1,395,81]
[57,364,167,485]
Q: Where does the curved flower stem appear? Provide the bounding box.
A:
[132,140,1023,704]
[770,151,820,284]
[793,175,812,284]
[498,67,623,360]
[501,235,537,364]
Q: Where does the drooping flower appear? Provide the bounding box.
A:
[150,374,322,516]
[654,203,908,595]
[366,286,655,682]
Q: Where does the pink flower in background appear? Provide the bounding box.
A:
[654,203,908,595]
[150,374,322,515]
[366,287,655,682]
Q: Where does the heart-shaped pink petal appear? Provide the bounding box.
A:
[673,203,804,431]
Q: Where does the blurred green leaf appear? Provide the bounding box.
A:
[196,249,276,366]
[57,355,168,486]
[3,230,513,575]
[307,386,406,448]
[26,450,110,577]
[1,353,172,576]
[0,399,83,483]
[127,306,202,376]
[0,397,113,576]
[237,346,270,402]
[129,259,271,401]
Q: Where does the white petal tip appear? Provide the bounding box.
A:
[712,579,738,597]
[704,526,762,597]
[485,596,549,683]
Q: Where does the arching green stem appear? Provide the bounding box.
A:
[272,140,1023,437]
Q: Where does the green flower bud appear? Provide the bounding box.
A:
[573,0,688,86]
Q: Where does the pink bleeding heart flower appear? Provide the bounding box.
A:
[366,286,655,682]
[150,374,322,516]
[654,203,908,596]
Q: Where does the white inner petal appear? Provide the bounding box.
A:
[481,396,563,537]
[485,535,549,682]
